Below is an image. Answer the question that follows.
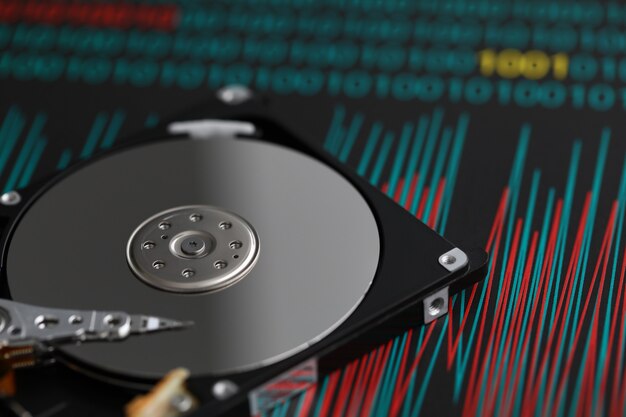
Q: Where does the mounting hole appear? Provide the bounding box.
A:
[428,297,445,316]
[161,235,168,240]
[233,255,239,259]
[441,255,456,265]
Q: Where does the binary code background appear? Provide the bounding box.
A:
[1,1,626,417]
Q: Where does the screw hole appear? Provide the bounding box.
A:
[428,297,445,316]
[214,260,227,269]
[441,255,456,265]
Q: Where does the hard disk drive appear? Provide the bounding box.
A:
[0,89,487,417]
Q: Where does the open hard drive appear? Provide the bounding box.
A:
[0,88,487,417]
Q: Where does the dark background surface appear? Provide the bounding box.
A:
[1,1,626,416]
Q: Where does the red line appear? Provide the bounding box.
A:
[0,1,178,30]
[524,192,591,416]
[428,178,447,228]
[394,178,406,202]
[447,189,510,370]
[472,218,523,417]
[416,186,430,220]
[345,352,372,417]
[618,354,626,417]
[386,330,414,415]
[404,174,419,211]
[393,329,414,391]
[297,385,318,417]
[331,360,359,417]
[585,320,599,417]
[609,248,626,416]
[318,371,341,417]
[461,189,509,417]
[489,231,538,416]
[447,284,477,370]
[547,201,617,416]
[502,199,563,415]
[388,323,438,417]
[358,340,393,417]
[447,295,455,368]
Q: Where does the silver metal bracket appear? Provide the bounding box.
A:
[438,247,468,272]
[167,120,256,140]
[423,287,449,324]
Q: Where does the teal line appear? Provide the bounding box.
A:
[492,169,541,417]
[310,375,330,417]
[566,320,595,417]
[337,113,364,162]
[369,132,394,186]
[510,188,556,417]
[409,108,444,214]
[356,123,383,177]
[386,123,414,197]
[277,397,292,417]
[144,113,159,127]
[453,291,466,403]
[422,127,452,223]
[454,260,493,399]
[99,110,126,149]
[474,125,530,416]
[546,129,611,416]
[495,124,531,312]
[369,335,401,417]
[293,392,306,417]
[80,112,108,159]
[17,138,47,189]
[323,106,345,153]
[369,338,399,416]
[374,332,409,416]
[57,149,72,170]
[0,108,25,178]
[409,319,448,417]
[437,113,469,235]
[399,115,429,207]
[530,141,581,417]
[548,141,582,325]
[0,107,17,154]
[592,154,626,415]
[3,113,46,193]
[401,327,426,417]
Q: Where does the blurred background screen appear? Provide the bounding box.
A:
[1,1,626,416]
